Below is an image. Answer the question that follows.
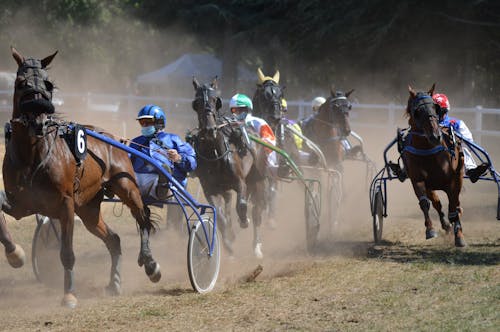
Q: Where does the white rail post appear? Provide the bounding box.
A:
[475,105,483,145]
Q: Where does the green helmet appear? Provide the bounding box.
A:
[229,93,253,110]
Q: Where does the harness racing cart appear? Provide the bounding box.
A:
[251,122,375,252]
[31,127,220,293]
[369,129,500,243]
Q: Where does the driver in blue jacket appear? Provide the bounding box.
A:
[130,104,197,200]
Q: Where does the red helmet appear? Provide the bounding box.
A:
[432,93,450,112]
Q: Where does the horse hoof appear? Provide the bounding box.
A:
[61,293,78,308]
[254,243,263,259]
[425,229,438,239]
[105,283,122,296]
[147,262,162,283]
[239,218,249,229]
[6,244,26,268]
[455,237,467,247]
[440,221,452,234]
[443,225,452,234]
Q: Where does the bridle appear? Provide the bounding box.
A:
[408,94,438,132]
[405,92,445,152]
[255,80,283,126]
[192,85,233,162]
[12,58,57,137]
[314,95,352,139]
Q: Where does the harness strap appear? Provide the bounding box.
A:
[403,145,445,156]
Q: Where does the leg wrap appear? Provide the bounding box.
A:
[418,196,430,211]
[449,210,460,223]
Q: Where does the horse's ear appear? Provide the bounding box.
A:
[273,70,280,84]
[211,76,218,89]
[428,83,436,96]
[257,68,265,84]
[408,85,416,98]
[11,46,24,67]
[330,85,336,96]
[41,50,58,68]
[345,89,355,98]
[193,76,200,90]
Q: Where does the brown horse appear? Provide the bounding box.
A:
[301,87,355,170]
[402,84,465,247]
[190,77,267,258]
[0,47,161,307]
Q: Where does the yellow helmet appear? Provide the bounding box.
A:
[281,98,288,111]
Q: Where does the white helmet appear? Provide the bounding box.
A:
[311,97,326,112]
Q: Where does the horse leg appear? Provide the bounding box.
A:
[109,173,161,282]
[251,182,265,259]
[0,211,25,268]
[426,189,452,233]
[222,191,236,242]
[411,181,437,239]
[208,193,234,255]
[77,194,122,296]
[266,178,278,229]
[125,191,161,282]
[235,179,250,228]
[447,190,466,247]
[59,197,78,308]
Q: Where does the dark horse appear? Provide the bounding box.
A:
[252,68,301,162]
[190,77,267,258]
[301,86,355,170]
[403,84,465,247]
[0,47,161,307]
[252,68,300,227]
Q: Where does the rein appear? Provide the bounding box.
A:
[403,127,458,157]
[9,115,64,187]
[308,116,346,141]
[191,121,235,162]
[404,94,449,156]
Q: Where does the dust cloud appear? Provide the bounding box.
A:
[0,6,500,316]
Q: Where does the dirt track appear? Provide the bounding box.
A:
[0,126,499,331]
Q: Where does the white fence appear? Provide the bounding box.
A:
[1,90,500,145]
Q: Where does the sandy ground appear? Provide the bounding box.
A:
[0,115,498,331]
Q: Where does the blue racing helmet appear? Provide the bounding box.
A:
[137,104,166,130]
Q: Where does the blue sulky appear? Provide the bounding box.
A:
[369,131,500,244]
[83,127,218,256]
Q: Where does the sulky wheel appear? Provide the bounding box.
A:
[305,181,321,253]
[187,216,220,293]
[32,215,63,286]
[372,190,384,243]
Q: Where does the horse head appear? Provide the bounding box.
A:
[252,68,283,128]
[318,86,354,137]
[192,76,222,140]
[11,47,58,132]
[407,84,441,145]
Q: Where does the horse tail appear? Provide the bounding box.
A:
[142,205,160,233]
